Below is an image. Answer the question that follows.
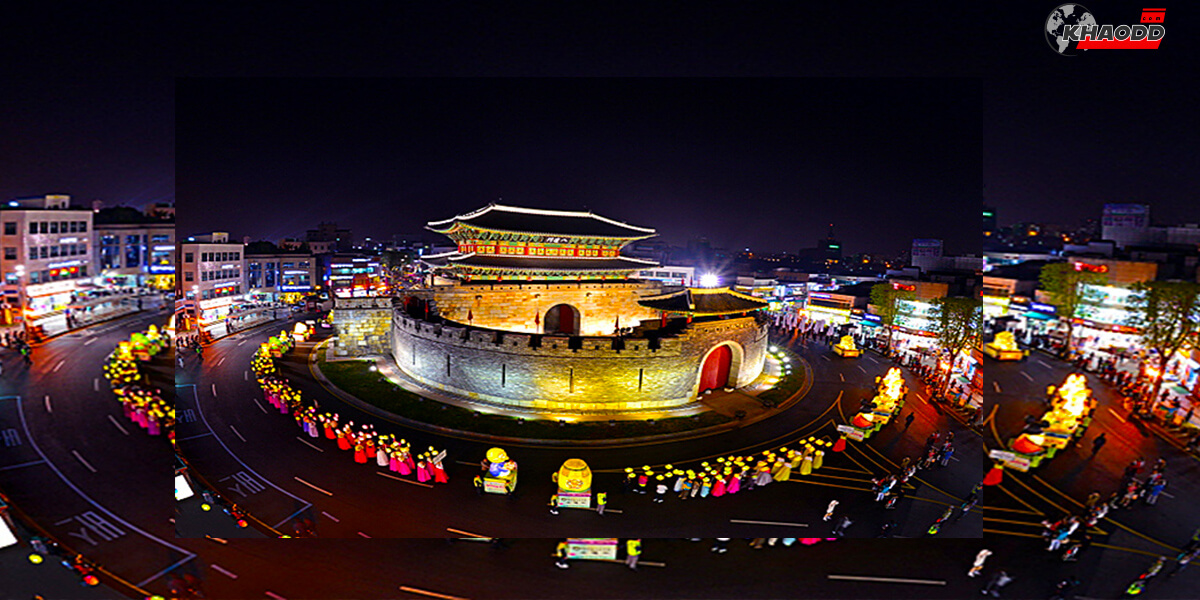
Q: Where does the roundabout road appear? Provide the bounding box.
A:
[178,313,982,540]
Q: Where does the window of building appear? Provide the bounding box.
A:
[68,222,77,233]
[49,222,58,234]
[79,222,87,233]
[184,272,194,282]
[50,246,59,258]
[3,248,14,260]
[29,222,37,235]
[39,247,48,259]
[3,222,14,235]
[185,252,194,263]
[151,234,169,243]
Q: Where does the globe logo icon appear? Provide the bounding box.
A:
[1046,3,1097,55]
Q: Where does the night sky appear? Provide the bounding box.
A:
[180,78,980,257]
[0,79,174,209]
[984,5,1199,229]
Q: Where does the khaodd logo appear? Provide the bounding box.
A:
[1045,5,1166,55]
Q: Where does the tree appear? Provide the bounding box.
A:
[1126,281,1200,406]
[869,283,914,355]
[929,296,983,400]
[1038,262,1107,355]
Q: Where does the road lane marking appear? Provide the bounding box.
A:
[298,437,325,452]
[71,450,97,473]
[730,519,808,527]
[357,531,371,538]
[217,356,226,367]
[244,370,249,381]
[83,337,96,345]
[828,575,945,586]
[1108,408,1126,423]
[1160,491,1175,499]
[211,383,218,397]
[252,398,268,413]
[376,470,435,488]
[14,398,197,587]
[177,432,214,442]
[53,360,65,372]
[44,396,52,413]
[839,373,845,382]
[230,425,246,442]
[210,564,238,579]
[321,511,339,522]
[1020,372,1034,382]
[865,355,878,364]
[238,338,248,346]
[294,476,333,496]
[857,365,867,374]
[399,586,469,600]
[993,381,1001,393]
[821,356,830,361]
[0,459,46,472]
[107,414,130,435]
[265,593,288,600]
[93,378,99,392]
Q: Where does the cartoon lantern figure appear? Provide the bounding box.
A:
[833,335,861,358]
[552,458,593,509]
[481,447,518,494]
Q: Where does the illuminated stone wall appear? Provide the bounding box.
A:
[331,297,393,357]
[429,281,664,336]
[390,311,768,413]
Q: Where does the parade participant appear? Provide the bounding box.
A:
[429,449,449,483]
[555,540,569,569]
[711,538,730,553]
[772,458,792,482]
[753,462,773,488]
[928,506,953,535]
[1049,576,1080,600]
[699,475,712,498]
[982,570,1013,598]
[1167,547,1198,577]
[336,425,351,451]
[636,468,651,494]
[596,491,607,515]
[400,439,416,471]
[725,468,740,494]
[711,472,727,497]
[968,548,992,577]
[678,475,694,500]
[832,515,852,537]
[824,500,838,521]
[1145,478,1167,505]
[473,475,484,495]
[549,493,560,515]
[376,443,389,468]
[354,443,368,464]
[623,468,636,494]
[672,470,687,494]
[395,442,413,476]
[653,476,667,503]
[415,456,431,483]
[939,442,954,467]
[625,539,641,570]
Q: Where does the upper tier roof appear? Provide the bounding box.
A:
[422,252,659,272]
[427,204,656,239]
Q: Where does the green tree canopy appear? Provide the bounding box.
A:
[1127,280,1200,399]
[1038,262,1107,353]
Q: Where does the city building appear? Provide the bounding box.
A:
[92,206,176,290]
[305,222,354,253]
[634,265,695,287]
[324,253,384,298]
[244,241,318,304]
[910,238,944,272]
[0,194,94,335]
[179,232,246,336]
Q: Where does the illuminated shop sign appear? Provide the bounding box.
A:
[214,282,239,289]
[809,293,831,299]
[59,237,79,244]
[1029,302,1056,315]
[1073,262,1108,273]
[862,314,882,324]
[278,285,313,291]
[47,260,83,269]
[892,283,916,291]
[154,245,175,251]
[149,265,175,273]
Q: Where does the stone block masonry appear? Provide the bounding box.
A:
[331,297,394,357]
[431,281,664,336]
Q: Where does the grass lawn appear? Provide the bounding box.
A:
[317,348,806,440]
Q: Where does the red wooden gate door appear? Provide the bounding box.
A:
[699,345,732,393]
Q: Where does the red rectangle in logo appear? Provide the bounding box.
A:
[1140,8,1165,23]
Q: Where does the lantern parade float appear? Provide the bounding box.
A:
[103,327,172,437]
[983,331,1028,361]
[552,459,593,509]
[1009,373,1096,469]
[846,367,907,441]
[480,447,518,494]
[832,335,861,358]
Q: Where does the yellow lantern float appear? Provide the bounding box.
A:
[832,335,861,358]
[552,458,593,509]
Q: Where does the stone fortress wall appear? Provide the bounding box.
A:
[429,281,664,336]
[330,297,394,357]
[389,310,768,412]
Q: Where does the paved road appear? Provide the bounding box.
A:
[177,315,981,541]
[980,350,1200,599]
[0,306,193,596]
